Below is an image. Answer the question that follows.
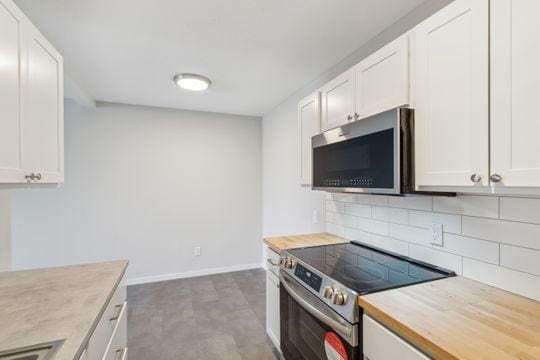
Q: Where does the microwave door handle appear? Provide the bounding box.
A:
[280,274,352,337]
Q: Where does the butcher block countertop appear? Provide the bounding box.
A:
[0,260,128,360]
[358,276,540,360]
[264,232,348,253]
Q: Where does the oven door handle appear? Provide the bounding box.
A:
[280,273,352,338]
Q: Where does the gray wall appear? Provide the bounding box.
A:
[11,101,262,283]
[262,0,453,237]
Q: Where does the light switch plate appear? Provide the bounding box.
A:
[430,223,444,247]
[194,246,201,256]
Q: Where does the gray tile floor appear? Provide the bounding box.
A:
[127,268,280,360]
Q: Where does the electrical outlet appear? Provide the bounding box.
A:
[194,246,201,256]
[430,223,443,247]
[312,209,319,224]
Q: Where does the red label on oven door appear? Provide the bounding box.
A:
[324,331,348,360]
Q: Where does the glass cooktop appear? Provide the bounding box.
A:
[288,242,455,295]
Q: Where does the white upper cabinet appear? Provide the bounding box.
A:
[490,0,540,188]
[0,1,22,183]
[412,0,489,188]
[21,23,64,183]
[298,92,320,185]
[0,0,63,185]
[355,34,409,119]
[320,68,355,131]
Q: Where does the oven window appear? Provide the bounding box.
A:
[313,128,394,189]
[280,285,358,360]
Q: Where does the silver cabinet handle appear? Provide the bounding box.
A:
[25,173,35,182]
[347,114,353,121]
[490,174,502,183]
[280,273,352,338]
[109,301,127,322]
[115,347,128,360]
[34,173,42,181]
[470,174,482,183]
[266,258,279,267]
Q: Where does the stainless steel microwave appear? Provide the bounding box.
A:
[312,108,415,195]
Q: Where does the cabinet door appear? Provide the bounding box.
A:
[0,0,24,183]
[412,0,489,187]
[298,92,320,185]
[356,34,409,119]
[491,0,540,187]
[21,23,64,183]
[320,68,355,131]
[363,315,429,360]
[266,270,280,349]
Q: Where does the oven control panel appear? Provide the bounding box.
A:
[294,263,322,292]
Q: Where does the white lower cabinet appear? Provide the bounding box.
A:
[363,315,429,360]
[83,274,128,360]
[266,247,280,349]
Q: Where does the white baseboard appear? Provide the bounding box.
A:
[127,262,263,286]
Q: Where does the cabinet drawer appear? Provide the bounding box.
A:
[266,247,280,276]
[86,274,127,360]
[103,299,128,360]
[363,315,429,360]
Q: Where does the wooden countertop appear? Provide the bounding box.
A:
[0,260,128,360]
[264,232,348,253]
[358,276,540,360]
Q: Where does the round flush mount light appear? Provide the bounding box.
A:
[173,73,212,91]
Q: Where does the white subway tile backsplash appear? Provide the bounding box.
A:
[356,194,388,206]
[333,193,357,203]
[409,244,463,275]
[326,211,335,223]
[326,200,344,214]
[462,217,540,250]
[500,245,540,276]
[360,234,409,256]
[344,203,371,218]
[372,206,408,224]
[463,258,540,301]
[356,218,389,236]
[388,195,432,211]
[442,234,499,264]
[344,227,372,242]
[326,193,540,300]
[408,210,461,234]
[334,213,358,228]
[500,197,540,224]
[433,195,498,218]
[326,222,345,237]
[388,223,431,246]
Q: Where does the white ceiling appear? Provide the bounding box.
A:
[15,0,425,116]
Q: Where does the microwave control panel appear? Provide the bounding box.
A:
[323,177,374,188]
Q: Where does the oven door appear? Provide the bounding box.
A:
[280,272,360,360]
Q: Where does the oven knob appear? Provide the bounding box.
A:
[322,286,334,299]
[284,258,296,269]
[279,257,286,266]
[331,292,347,305]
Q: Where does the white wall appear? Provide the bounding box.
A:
[0,191,11,271]
[326,193,540,301]
[262,0,452,238]
[11,101,262,284]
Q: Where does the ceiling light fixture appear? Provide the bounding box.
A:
[173,73,211,91]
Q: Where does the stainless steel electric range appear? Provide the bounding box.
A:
[278,242,455,360]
